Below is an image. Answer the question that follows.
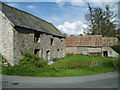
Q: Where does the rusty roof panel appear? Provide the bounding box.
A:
[66,36,119,47]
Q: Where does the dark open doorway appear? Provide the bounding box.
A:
[103,51,108,57]
[34,48,40,55]
[46,50,50,60]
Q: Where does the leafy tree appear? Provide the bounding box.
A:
[79,34,83,36]
[70,35,75,36]
[84,4,117,37]
[63,33,67,37]
[111,45,120,54]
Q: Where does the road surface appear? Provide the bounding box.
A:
[1,71,119,88]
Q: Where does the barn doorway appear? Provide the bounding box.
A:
[46,50,50,60]
[103,51,108,57]
[34,48,40,55]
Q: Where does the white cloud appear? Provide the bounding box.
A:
[55,0,63,3]
[51,16,60,22]
[57,21,87,35]
[56,0,86,7]
[55,0,65,7]
[47,14,60,23]
[84,0,119,2]
[27,5,36,9]
[70,2,85,7]
[57,2,65,7]
[7,3,20,8]
[70,0,86,6]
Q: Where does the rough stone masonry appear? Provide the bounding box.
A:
[0,2,65,66]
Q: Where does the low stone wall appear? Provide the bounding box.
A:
[102,47,120,58]
[66,46,119,58]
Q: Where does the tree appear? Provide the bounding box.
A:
[70,35,75,36]
[63,33,67,37]
[79,34,83,36]
[84,4,117,37]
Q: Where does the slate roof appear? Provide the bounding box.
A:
[66,35,119,47]
[1,2,64,37]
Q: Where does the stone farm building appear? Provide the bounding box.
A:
[0,2,65,66]
[66,35,120,58]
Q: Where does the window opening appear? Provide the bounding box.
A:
[34,31,40,42]
[50,38,54,45]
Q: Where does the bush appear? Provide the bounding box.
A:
[2,54,119,77]
[52,58,60,62]
[0,54,6,62]
[19,51,47,68]
[0,54,10,66]
[102,59,120,70]
[2,51,48,75]
[0,54,4,61]
[111,45,120,54]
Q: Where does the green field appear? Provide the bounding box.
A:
[2,54,120,77]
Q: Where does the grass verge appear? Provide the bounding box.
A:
[2,53,120,77]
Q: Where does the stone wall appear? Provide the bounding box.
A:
[66,46,119,58]
[65,47,77,54]
[102,47,119,58]
[0,11,14,65]
[77,47,102,56]
[66,47,102,56]
[1,11,65,65]
[77,47,88,55]
[13,27,65,65]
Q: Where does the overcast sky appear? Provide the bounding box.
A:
[3,0,119,36]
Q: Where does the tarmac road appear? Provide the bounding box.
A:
[1,71,119,88]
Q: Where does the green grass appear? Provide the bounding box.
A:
[2,54,120,77]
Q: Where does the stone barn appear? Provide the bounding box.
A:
[0,2,65,66]
[66,35,120,58]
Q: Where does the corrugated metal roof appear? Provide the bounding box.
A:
[66,35,119,47]
[102,37,119,46]
[1,2,64,37]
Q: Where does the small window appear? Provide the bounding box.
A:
[50,38,54,45]
[34,31,40,42]
[34,48,40,54]
[57,49,60,52]
[57,49,60,58]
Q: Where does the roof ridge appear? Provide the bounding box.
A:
[2,2,52,25]
[2,2,65,37]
